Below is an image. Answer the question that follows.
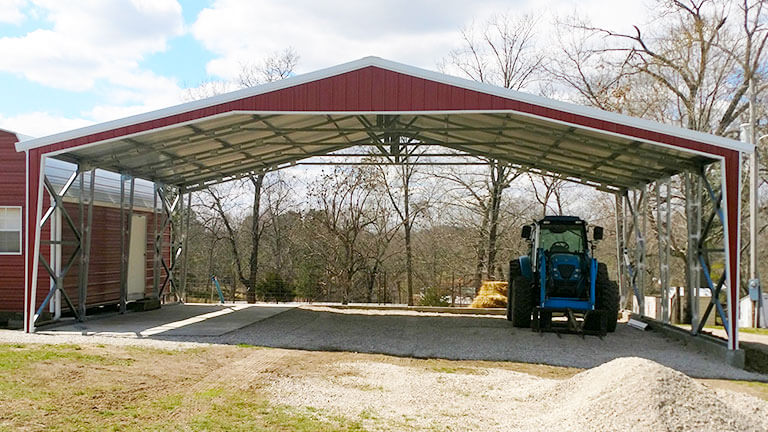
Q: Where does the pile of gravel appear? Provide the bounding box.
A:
[530,357,768,431]
[267,356,768,431]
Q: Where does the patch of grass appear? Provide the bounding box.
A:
[740,327,768,336]
[428,365,479,375]
[701,378,768,401]
[235,343,269,349]
[351,383,384,392]
[0,344,131,370]
[195,387,224,400]
[184,394,367,432]
[703,325,768,336]
[152,393,184,411]
[123,345,191,356]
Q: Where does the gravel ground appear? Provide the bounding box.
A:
[152,306,767,381]
[10,305,767,380]
[0,328,208,350]
[267,356,768,432]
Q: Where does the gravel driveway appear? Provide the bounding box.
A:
[147,305,767,381]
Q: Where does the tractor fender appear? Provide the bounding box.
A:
[519,256,533,281]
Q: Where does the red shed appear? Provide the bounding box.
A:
[0,128,168,327]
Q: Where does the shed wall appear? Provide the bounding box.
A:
[1,130,171,315]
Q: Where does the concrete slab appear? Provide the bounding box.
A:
[40,303,293,337]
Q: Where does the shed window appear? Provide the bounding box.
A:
[0,207,21,254]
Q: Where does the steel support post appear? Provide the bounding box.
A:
[180,192,192,302]
[685,172,703,329]
[119,174,135,313]
[656,179,672,323]
[749,81,763,328]
[153,183,160,299]
[155,185,179,301]
[77,169,95,320]
[693,167,730,337]
[625,188,647,314]
[614,193,627,308]
[35,163,83,324]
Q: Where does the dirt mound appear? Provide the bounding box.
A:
[530,357,768,431]
[470,281,508,308]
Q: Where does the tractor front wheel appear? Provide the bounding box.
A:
[587,263,620,332]
[506,260,522,321]
[510,275,534,328]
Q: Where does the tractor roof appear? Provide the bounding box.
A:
[539,216,585,224]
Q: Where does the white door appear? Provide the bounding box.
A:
[127,215,147,300]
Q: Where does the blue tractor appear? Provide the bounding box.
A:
[507,216,619,334]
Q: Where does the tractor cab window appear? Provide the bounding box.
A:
[538,224,585,253]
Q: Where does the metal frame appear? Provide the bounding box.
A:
[622,187,647,314]
[16,56,747,360]
[685,172,703,329]
[619,166,733,338]
[656,179,672,323]
[153,184,182,302]
[692,167,730,336]
[119,174,135,313]
[32,162,94,327]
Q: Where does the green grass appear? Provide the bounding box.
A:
[0,343,132,371]
[0,344,371,432]
[703,325,768,336]
[183,394,367,432]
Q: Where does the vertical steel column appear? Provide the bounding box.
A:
[685,172,702,329]
[77,169,95,320]
[614,193,626,307]
[626,188,647,313]
[173,187,183,302]
[748,81,763,328]
[119,174,135,313]
[34,164,83,325]
[153,183,160,299]
[656,179,671,323]
[180,191,192,302]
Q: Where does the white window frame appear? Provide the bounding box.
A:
[0,206,22,255]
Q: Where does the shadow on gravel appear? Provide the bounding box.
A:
[153,307,767,381]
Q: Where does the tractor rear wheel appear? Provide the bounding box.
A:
[510,275,534,328]
[587,263,620,332]
[506,260,522,321]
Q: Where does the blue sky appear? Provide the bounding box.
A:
[0,0,645,138]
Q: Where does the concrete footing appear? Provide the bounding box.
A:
[630,313,745,369]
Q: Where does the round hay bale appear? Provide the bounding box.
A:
[469,280,508,308]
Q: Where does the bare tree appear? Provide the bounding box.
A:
[376,147,430,305]
[434,159,521,287]
[562,0,767,135]
[440,12,546,286]
[238,47,299,88]
[528,173,567,217]
[440,12,544,90]
[310,167,377,304]
[184,49,299,301]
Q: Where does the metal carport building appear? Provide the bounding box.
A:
[13,57,750,356]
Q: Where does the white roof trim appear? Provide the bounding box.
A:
[14,56,751,154]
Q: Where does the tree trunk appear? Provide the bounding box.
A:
[474,209,489,292]
[486,164,504,280]
[403,163,415,306]
[405,223,414,306]
[246,174,265,303]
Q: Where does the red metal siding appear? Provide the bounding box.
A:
[2,129,171,315]
[0,130,26,312]
[60,204,169,309]
[0,131,49,313]
[29,66,734,159]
